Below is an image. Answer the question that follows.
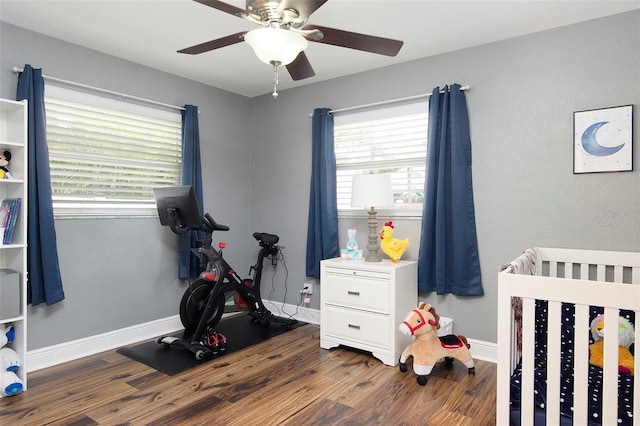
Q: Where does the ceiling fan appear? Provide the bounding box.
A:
[178,0,404,97]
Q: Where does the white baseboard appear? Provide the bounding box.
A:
[26,301,318,372]
[27,315,184,372]
[262,300,321,325]
[262,302,498,362]
[467,338,497,364]
[26,301,495,372]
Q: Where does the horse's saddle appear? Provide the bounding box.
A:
[438,334,464,349]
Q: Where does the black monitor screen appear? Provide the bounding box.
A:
[153,185,202,229]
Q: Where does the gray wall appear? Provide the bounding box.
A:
[249,10,640,343]
[1,10,638,349]
[0,22,254,350]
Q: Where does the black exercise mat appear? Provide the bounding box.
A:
[117,314,304,376]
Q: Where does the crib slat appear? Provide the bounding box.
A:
[613,264,623,283]
[573,305,589,426]
[546,300,562,425]
[510,304,518,369]
[602,307,619,425]
[566,262,574,279]
[521,297,536,422]
[597,264,606,282]
[580,263,589,280]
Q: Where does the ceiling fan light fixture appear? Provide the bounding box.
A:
[245,27,308,66]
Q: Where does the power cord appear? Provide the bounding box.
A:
[278,248,300,320]
[265,247,299,321]
[266,256,281,317]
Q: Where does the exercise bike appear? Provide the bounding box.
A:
[153,186,297,360]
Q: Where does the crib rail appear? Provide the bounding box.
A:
[497,247,640,426]
[536,247,640,284]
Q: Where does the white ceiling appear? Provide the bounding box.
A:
[1,0,638,98]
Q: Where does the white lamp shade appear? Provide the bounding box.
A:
[244,28,308,66]
[351,174,394,208]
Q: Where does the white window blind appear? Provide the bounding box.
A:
[334,102,428,211]
[44,85,182,217]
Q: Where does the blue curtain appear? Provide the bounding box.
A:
[16,64,65,306]
[418,84,483,296]
[179,105,204,279]
[305,108,339,278]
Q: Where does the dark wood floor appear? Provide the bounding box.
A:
[0,323,496,425]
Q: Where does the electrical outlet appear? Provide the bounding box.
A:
[301,282,313,295]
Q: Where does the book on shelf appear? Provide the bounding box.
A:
[0,198,21,245]
[0,204,9,243]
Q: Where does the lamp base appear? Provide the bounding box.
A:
[364,207,382,262]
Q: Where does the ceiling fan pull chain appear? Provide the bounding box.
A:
[272,62,279,99]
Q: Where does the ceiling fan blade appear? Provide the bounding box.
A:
[178,32,247,55]
[193,0,247,18]
[303,25,403,57]
[278,0,328,22]
[286,52,316,81]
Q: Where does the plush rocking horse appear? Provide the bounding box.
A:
[398,302,475,385]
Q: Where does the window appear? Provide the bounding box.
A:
[334,102,428,213]
[44,85,182,217]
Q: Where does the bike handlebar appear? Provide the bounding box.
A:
[203,213,229,232]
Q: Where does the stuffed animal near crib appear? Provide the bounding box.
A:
[589,314,635,375]
[398,302,475,385]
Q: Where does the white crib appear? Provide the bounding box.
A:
[497,247,640,426]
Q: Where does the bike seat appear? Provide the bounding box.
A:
[253,232,279,246]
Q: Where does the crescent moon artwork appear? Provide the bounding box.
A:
[574,105,633,174]
[581,121,625,156]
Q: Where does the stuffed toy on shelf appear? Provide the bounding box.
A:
[340,229,363,260]
[0,323,23,396]
[589,314,635,375]
[0,323,14,348]
[0,151,12,179]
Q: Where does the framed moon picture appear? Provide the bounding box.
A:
[574,105,633,174]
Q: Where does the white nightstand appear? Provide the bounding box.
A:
[320,258,418,366]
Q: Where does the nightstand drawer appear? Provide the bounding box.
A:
[324,305,389,349]
[324,266,390,281]
[324,276,388,314]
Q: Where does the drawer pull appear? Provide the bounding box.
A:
[347,290,360,296]
[348,324,361,330]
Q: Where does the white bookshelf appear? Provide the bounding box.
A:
[0,98,28,397]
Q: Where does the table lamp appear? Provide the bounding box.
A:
[351,174,394,262]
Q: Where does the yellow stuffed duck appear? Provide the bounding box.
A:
[378,221,409,263]
[589,314,635,375]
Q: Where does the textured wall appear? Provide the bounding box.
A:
[0,22,252,350]
[249,11,640,343]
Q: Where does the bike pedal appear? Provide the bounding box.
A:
[202,332,221,353]
[216,332,227,351]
